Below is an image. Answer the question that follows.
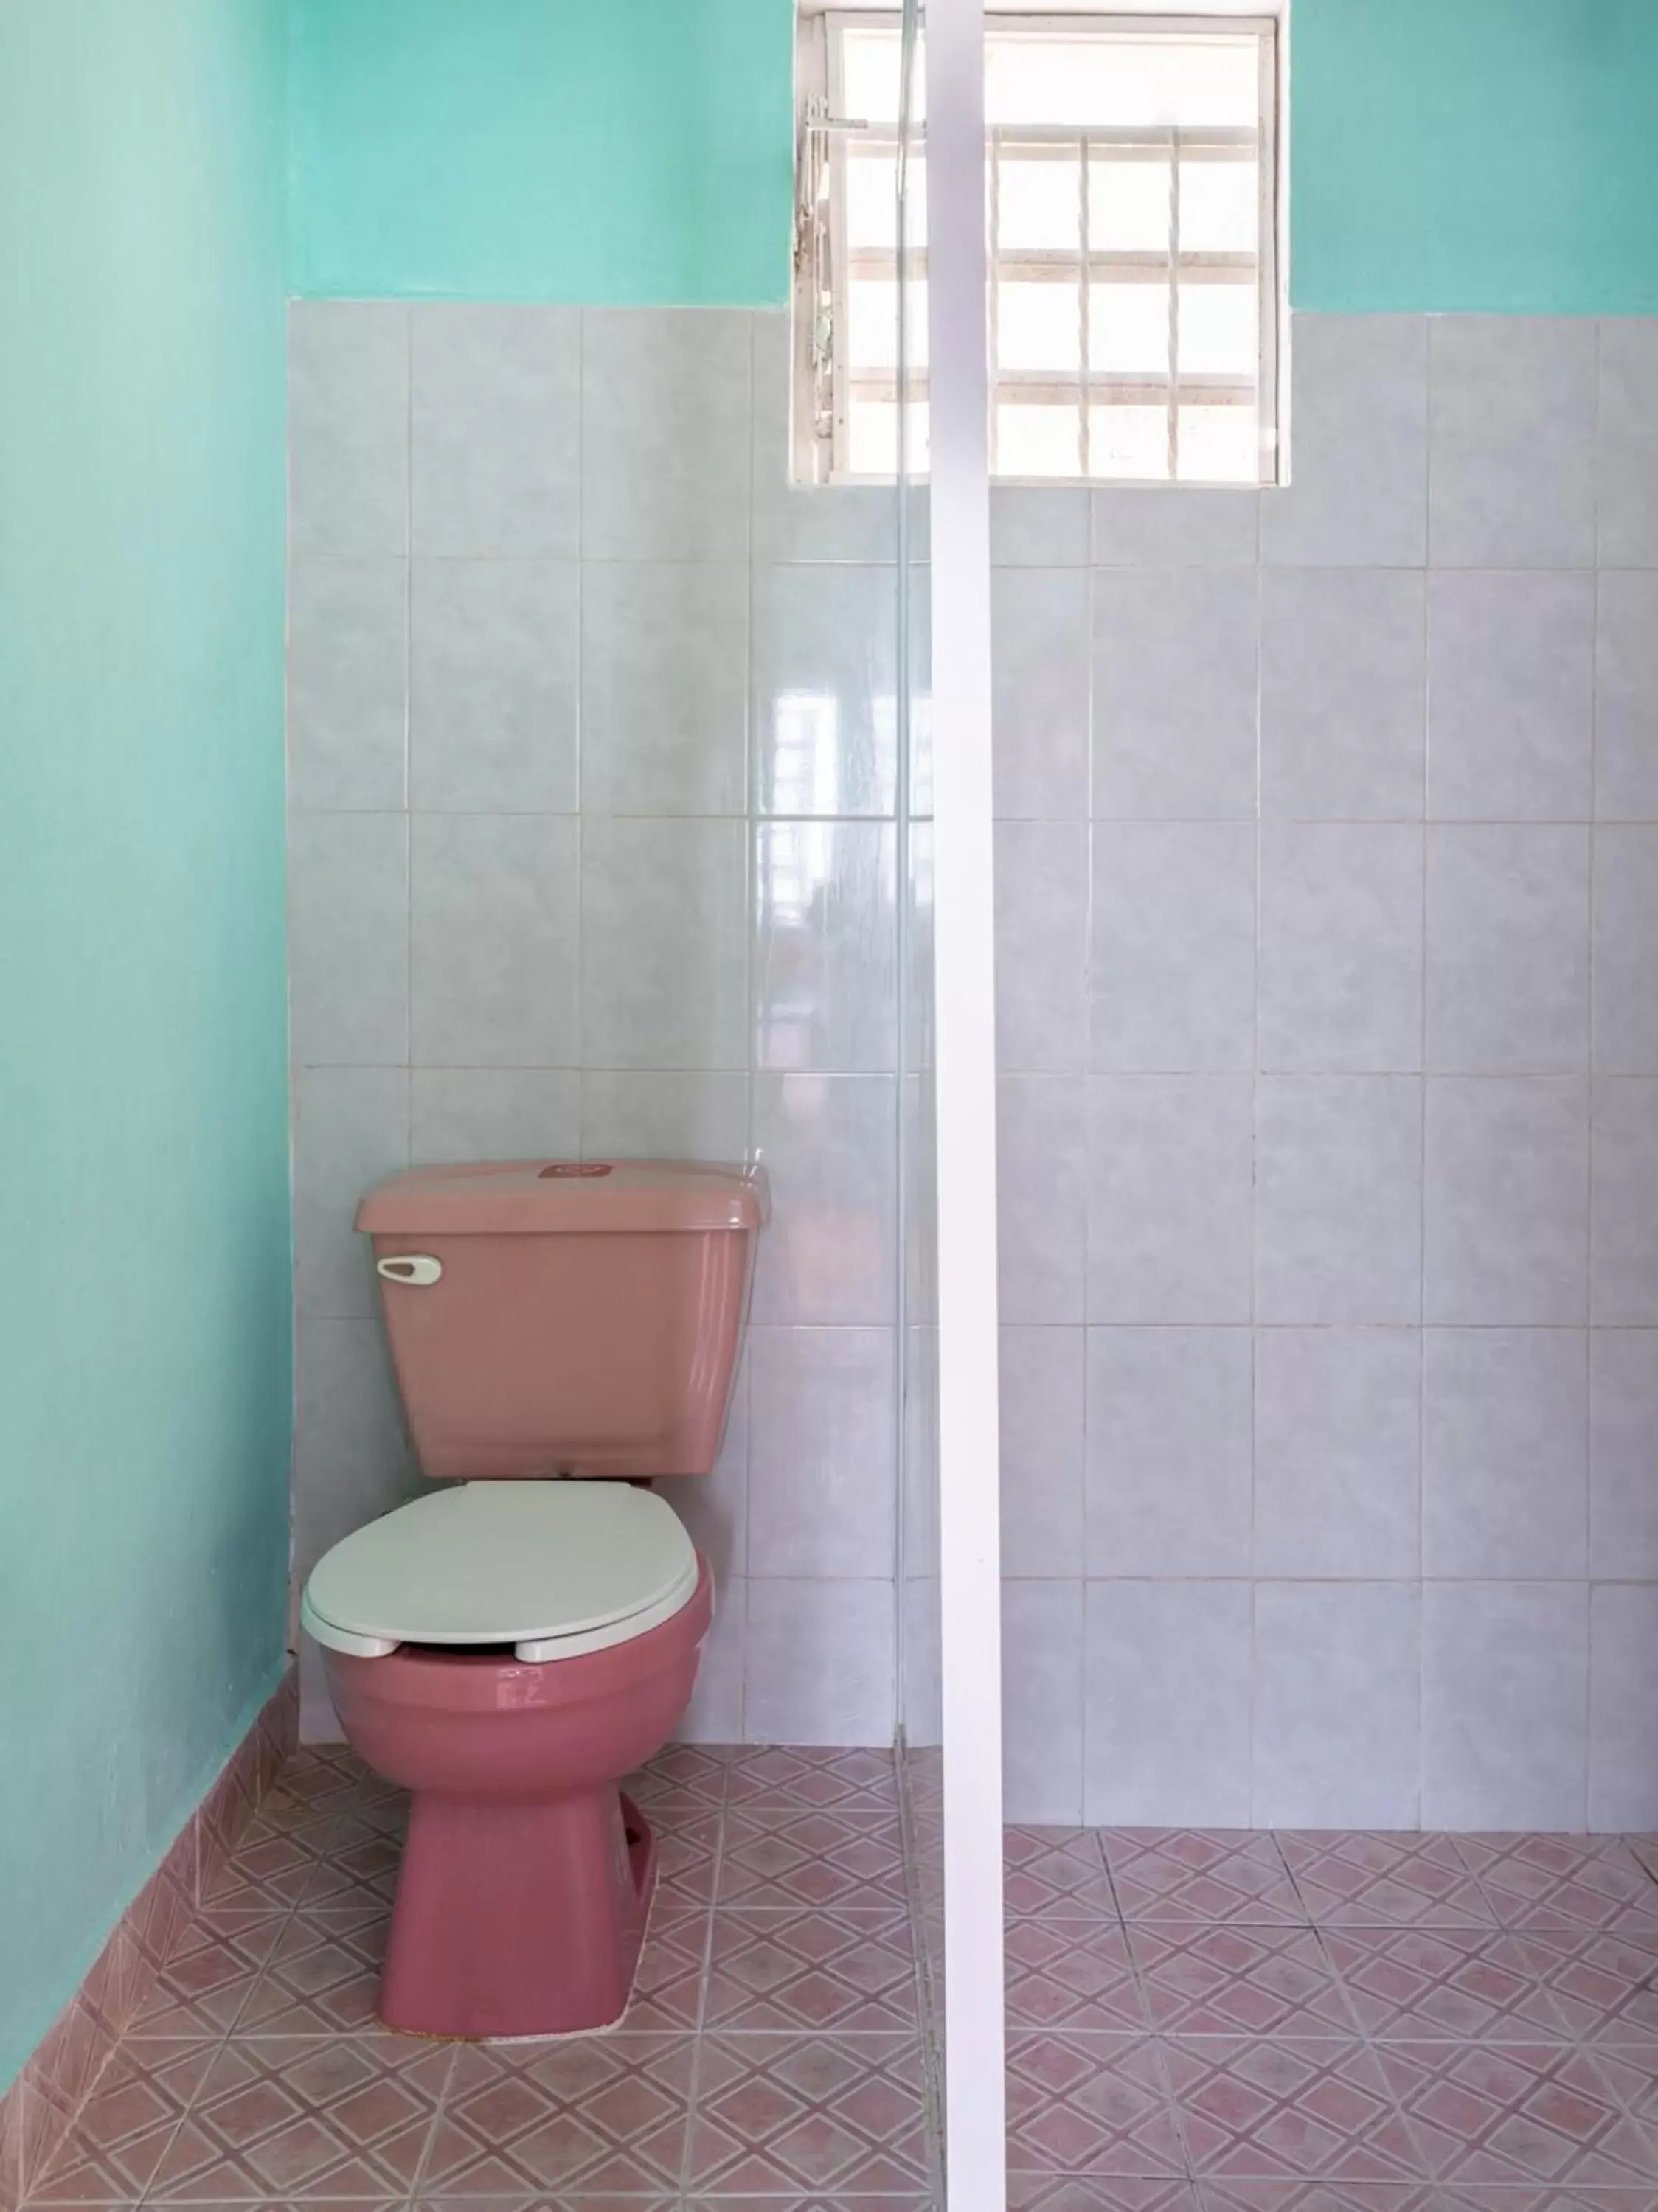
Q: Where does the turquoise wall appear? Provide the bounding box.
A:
[289,0,794,304]
[0,0,292,2090]
[289,0,1658,313]
[1294,0,1658,313]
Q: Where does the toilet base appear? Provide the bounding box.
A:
[380,1786,656,2039]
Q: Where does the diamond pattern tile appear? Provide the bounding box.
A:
[687,2034,930,2194]
[1162,2038,1423,2183]
[1104,1834,1308,1928]
[234,1906,389,2036]
[1518,1924,1658,2043]
[1322,1927,1573,2042]
[1005,2031,1186,2177]
[1375,2038,1658,2189]
[1007,1919,1149,2033]
[1277,1833,1496,1930]
[702,1906,918,2030]
[1128,1924,1356,2038]
[625,1744,735,1814]
[651,1808,723,1906]
[622,1907,712,2030]
[294,1816,403,1910]
[1010,2176,1201,2211]
[1006,1829,1120,1920]
[725,1745,901,1810]
[128,1913,290,2039]
[29,2041,213,2202]
[146,2037,451,2199]
[1193,2186,1451,2210]
[420,2035,692,2197]
[719,1805,910,1910]
[1453,1836,1658,1937]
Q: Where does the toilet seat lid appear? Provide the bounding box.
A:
[301,1481,700,1663]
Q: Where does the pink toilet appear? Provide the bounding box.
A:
[299,1158,766,2039]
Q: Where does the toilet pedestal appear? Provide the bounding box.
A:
[381,1787,656,2039]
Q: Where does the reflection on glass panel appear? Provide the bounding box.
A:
[1178,282,1257,376]
[755,822,898,1072]
[1179,157,1259,254]
[1090,401,1169,480]
[848,279,930,372]
[997,153,1079,250]
[1088,157,1171,251]
[1089,281,1169,374]
[848,397,931,479]
[998,281,1081,373]
[1178,402,1258,482]
[999,400,1083,479]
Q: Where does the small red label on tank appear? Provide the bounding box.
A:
[537,1162,613,1178]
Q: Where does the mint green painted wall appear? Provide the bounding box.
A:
[289,0,1658,314]
[0,0,292,2091]
[289,0,795,304]
[1294,0,1658,313]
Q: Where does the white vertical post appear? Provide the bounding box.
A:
[927,0,1007,2205]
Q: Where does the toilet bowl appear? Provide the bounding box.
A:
[300,1159,765,2039]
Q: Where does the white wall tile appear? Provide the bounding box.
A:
[1425,1078,1589,1324]
[1427,827,1590,1074]
[410,1069,580,1164]
[1593,827,1658,1072]
[289,560,408,812]
[1000,1326,1086,1579]
[996,821,1089,1071]
[1429,317,1597,569]
[292,1315,418,1583]
[411,305,579,560]
[1094,485,1258,569]
[999,1076,1089,1324]
[409,560,579,813]
[1423,1582,1589,1829]
[1592,1079,1658,1325]
[1253,1583,1421,1828]
[1260,569,1426,821]
[677,1575,746,1743]
[581,561,749,816]
[1428,571,1595,821]
[288,811,409,1066]
[1091,824,1256,1073]
[1254,1328,1421,1578]
[582,307,750,560]
[1598,321,1658,569]
[1595,572,1658,819]
[1092,570,1258,826]
[752,563,898,817]
[747,1326,896,1577]
[580,817,749,1070]
[1086,1326,1253,1576]
[1003,1581,1085,1824]
[991,484,1089,566]
[294,1067,410,1318]
[1089,1075,1255,1324]
[745,1579,895,1745]
[410,813,579,1068]
[754,822,898,1073]
[750,1073,897,1326]
[289,302,408,557]
[1258,824,1423,1072]
[579,1070,749,1164]
[667,1349,749,1585]
[1256,1076,1423,1325]
[1261,316,1428,568]
[991,567,1090,821]
[1083,1580,1252,1826]
[1589,1584,1658,1831]
[1590,1330,1658,1577]
[751,314,897,564]
[1423,1328,1589,1579]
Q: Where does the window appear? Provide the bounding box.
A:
[794,11,1283,485]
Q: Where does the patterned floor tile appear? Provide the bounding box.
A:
[1454,1837,1658,1937]
[1104,1834,1308,1928]
[1006,1829,1120,1920]
[687,2034,929,2194]
[1007,1919,1150,2033]
[724,1745,901,1811]
[1005,2033,1187,2177]
[128,1915,290,2039]
[1322,1927,1573,2042]
[1276,1834,1496,1930]
[146,2036,451,2199]
[235,1906,389,2035]
[294,1816,404,1910]
[197,1815,329,1913]
[624,1745,735,1815]
[1162,2038,1423,2184]
[420,2035,692,2197]
[1010,2177,1201,2211]
[1373,2039,1658,2190]
[701,1907,918,2031]
[1195,2185,1449,2211]
[1517,1924,1658,2043]
[28,2042,214,2202]
[648,1808,722,1906]
[622,1908,712,2031]
[1128,1924,1356,2038]
[718,1804,909,1911]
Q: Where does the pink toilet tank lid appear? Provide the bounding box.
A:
[356,1158,769,1236]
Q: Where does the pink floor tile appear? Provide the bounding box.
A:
[1162,2038,1423,2185]
[1104,1834,1308,1928]
[1011,2176,1202,2211]
[1128,1924,1356,2039]
[624,1744,735,1815]
[1321,1927,1574,2043]
[1005,1829,1120,1920]
[145,2035,451,2199]
[1005,2032,1187,2177]
[1373,2039,1658,2190]
[687,2033,930,2194]
[1454,1836,1658,1937]
[1195,2185,1446,2211]
[650,1807,724,1906]
[293,1816,403,1911]
[1274,1834,1496,1930]
[28,2041,213,2203]
[232,1905,389,2037]
[128,1913,290,2040]
[1516,1924,1658,2043]
[725,1745,901,1811]
[718,1804,910,1911]
[1006,1919,1149,2033]
[419,2035,692,2197]
[621,1907,712,2030]
[701,1905,919,2031]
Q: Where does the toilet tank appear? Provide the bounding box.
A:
[356,1161,768,1481]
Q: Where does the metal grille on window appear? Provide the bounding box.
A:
[794,15,1280,487]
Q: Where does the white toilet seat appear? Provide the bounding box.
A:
[301,1480,701,1664]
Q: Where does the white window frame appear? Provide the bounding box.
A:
[794,8,1286,486]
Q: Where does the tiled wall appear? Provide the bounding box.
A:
[997,313,1658,1832]
[288,302,909,1747]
